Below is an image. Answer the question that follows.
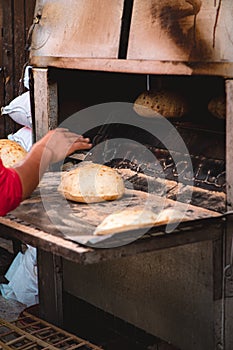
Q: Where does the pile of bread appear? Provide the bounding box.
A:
[133,89,226,119]
[0,139,27,167]
[58,162,186,236]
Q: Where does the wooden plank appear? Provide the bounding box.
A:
[1,0,35,136]
[13,0,26,96]
[226,79,233,210]
[2,0,15,136]
[23,0,36,90]
[212,237,224,349]
[0,214,224,265]
[127,0,233,63]
[13,0,35,95]
[37,249,63,327]
[0,3,4,137]
[25,0,36,48]
[224,214,233,350]
[29,56,233,78]
[32,67,58,140]
[0,215,93,263]
[30,0,124,59]
[224,76,233,344]
[2,0,14,105]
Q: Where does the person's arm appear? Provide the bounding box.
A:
[13,128,92,200]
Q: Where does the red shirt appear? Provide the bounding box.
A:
[0,159,22,216]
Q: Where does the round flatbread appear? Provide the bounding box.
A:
[155,208,186,226]
[0,139,27,167]
[133,89,189,118]
[58,162,125,203]
[94,208,158,236]
[93,207,188,236]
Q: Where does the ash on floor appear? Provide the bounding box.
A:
[0,295,26,322]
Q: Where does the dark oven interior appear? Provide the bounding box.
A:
[50,68,226,215]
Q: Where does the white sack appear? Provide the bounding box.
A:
[8,126,32,151]
[0,246,38,307]
[1,91,32,128]
[23,66,32,90]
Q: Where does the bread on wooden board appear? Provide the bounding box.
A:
[94,207,187,236]
[58,162,125,203]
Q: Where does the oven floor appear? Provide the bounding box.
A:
[0,237,179,350]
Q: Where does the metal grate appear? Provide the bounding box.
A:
[0,312,102,350]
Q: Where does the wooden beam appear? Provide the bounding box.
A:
[29,57,233,78]
[13,0,25,96]
[0,2,4,137]
[226,80,233,210]
[37,249,64,327]
[32,67,58,140]
[2,0,15,136]
[222,79,233,347]
[0,214,223,266]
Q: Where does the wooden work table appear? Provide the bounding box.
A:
[0,170,222,264]
[0,171,230,349]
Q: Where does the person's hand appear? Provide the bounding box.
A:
[13,128,92,200]
[35,128,92,163]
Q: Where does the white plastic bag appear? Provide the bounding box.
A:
[23,65,32,90]
[0,246,38,307]
[1,91,32,128]
[8,126,32,151]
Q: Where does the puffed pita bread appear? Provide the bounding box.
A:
[93,207,187,236]
[0,139,27,167]
[133,89,189,118]
[58,162,125,203]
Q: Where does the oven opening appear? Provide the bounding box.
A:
[19,69,225,247]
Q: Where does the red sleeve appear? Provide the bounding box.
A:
[0,159,23,216]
